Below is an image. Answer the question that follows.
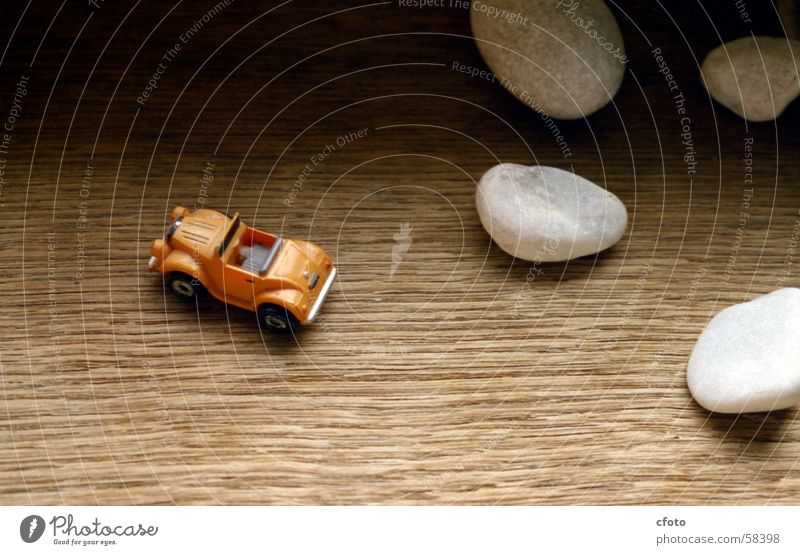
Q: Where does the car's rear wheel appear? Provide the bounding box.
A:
[257,304,298,334]
[168,272,202,301]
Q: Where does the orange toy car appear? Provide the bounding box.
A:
[148,206,336,333]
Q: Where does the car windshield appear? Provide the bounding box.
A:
[218,213,241,255]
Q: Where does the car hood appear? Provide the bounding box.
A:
[267,240,332,295]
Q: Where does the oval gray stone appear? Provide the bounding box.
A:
[701,36,800,122]
[470,0,627,119]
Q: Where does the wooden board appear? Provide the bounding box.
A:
[2,0,800,504]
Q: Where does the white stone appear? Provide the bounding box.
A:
[701,36,800,122]
[687,288,800,413]
[475,163,627,262]
[470,0,627,119]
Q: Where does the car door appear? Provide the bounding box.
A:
[221,262,260,310]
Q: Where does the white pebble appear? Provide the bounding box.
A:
[475,163,627,262]
[687,288,800,413]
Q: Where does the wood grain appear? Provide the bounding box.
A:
[2,0,800,504]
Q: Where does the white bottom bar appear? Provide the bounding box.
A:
[1,506,798,554]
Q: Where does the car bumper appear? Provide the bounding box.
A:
[304,267,336,324]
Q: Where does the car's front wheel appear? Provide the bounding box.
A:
[167,272,202,301]
[257,304,298,334]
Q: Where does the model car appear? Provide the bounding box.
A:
[148,206,336,333]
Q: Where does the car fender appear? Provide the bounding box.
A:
[161,249,208,286]
[255,288,306,321]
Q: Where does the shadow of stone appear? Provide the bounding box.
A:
[703,409,797,455]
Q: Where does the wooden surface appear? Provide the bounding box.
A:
[2,0,800,505]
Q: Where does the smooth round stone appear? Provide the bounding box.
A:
[701,36,800,122]
[687,288,800,414]
[470,0,627,119]
[475,163,627,261]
